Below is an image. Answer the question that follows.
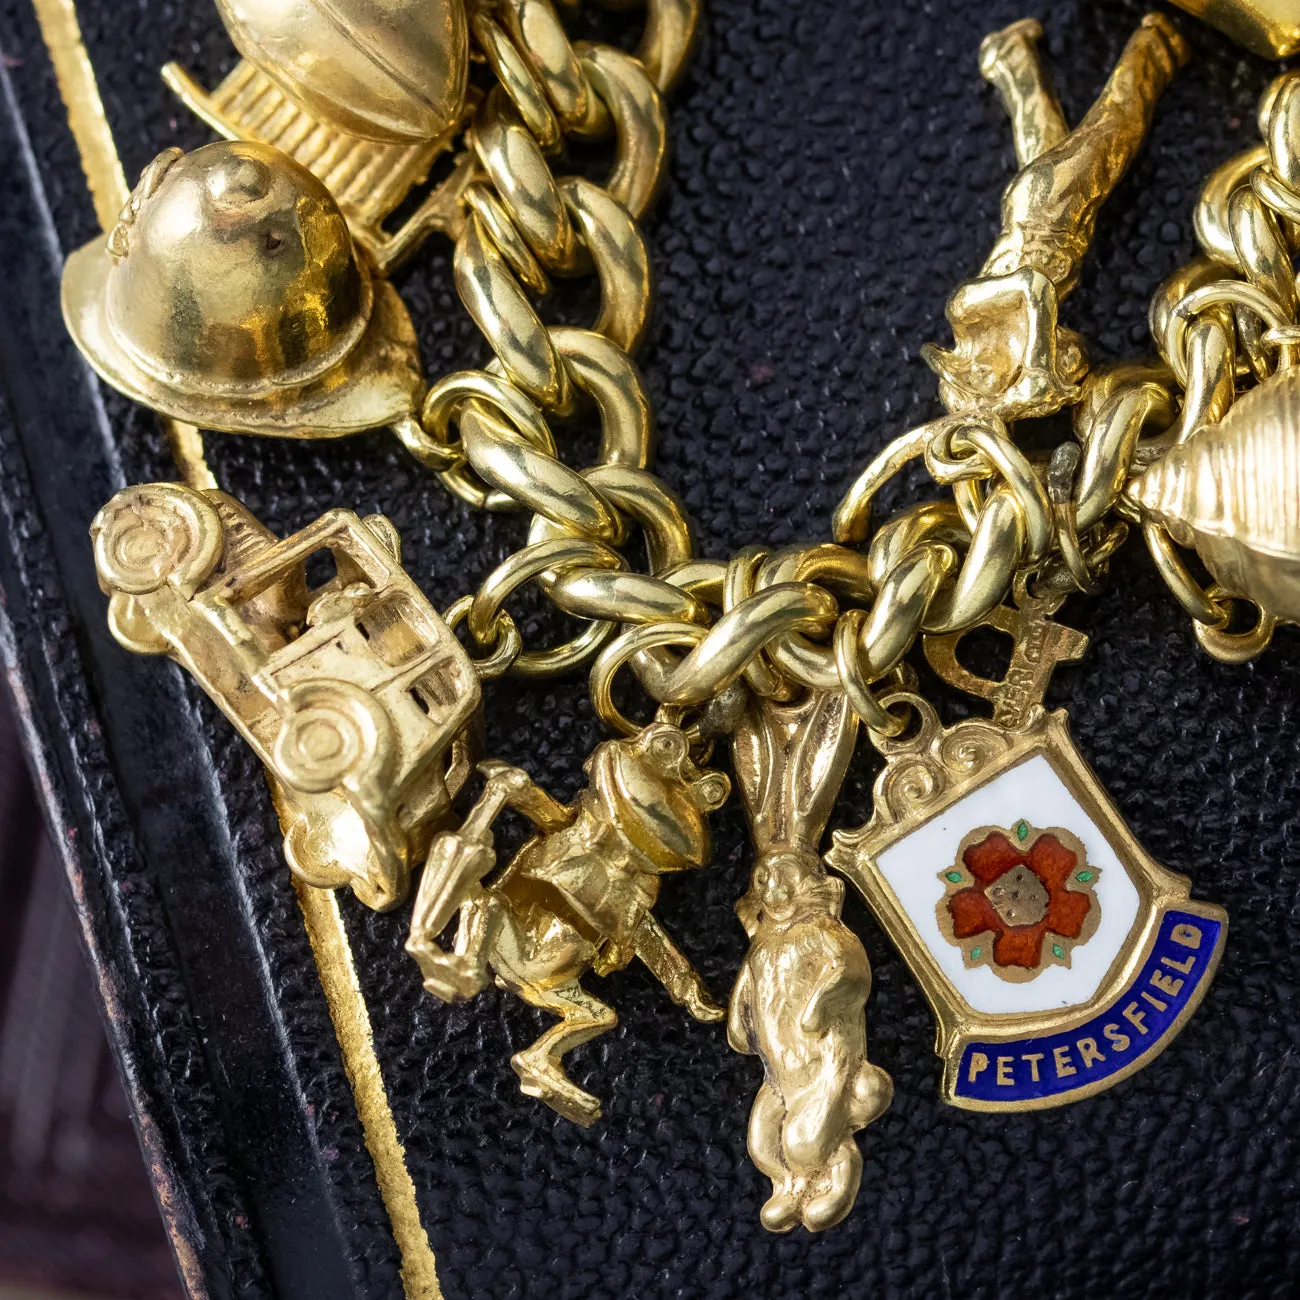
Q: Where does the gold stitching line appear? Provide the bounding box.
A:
[29,2,442,1293]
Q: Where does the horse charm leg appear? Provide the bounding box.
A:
[406,721,730,1125]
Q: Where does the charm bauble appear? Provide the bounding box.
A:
[1130,365,1300,623]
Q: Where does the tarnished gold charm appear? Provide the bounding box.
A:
[406,722,729,1127]
[924,15,1187,419]
[91,482,480,911]
[728,689,892,1234]
[1129,364,1300,625]
[828,598,1226,1111]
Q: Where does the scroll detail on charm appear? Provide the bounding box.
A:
[728,690,892,1234]
[406,723,728,1127]
[91,482,480,911]
[830,600,1227,1111]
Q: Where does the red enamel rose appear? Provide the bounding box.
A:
[946,827,1093,970]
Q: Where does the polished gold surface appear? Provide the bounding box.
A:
[1172,0,1300,57]
[63,142,424,437]
[729,690,892,1233]
[65,0,1286,1243]
[213,0,469,144]
[1130,366,1300,623]
[924,15,1187,419]
[90,483,481,911]
[406,723,727,1126]
[1130,69,1300,651]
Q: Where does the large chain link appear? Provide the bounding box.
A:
[425,20,1297,737]
[1116,68,1300,660]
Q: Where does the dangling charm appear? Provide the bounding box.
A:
[406,721,729,1126]
[91,483,481,911]
[827,586,1226,1109]
[728,689,893,1233]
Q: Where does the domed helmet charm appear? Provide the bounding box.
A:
[162,0,472,268]
[61,141,422,438]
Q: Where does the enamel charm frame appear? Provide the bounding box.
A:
[827,697,1226,1112]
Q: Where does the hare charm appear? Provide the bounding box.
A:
[728,690,893,1234]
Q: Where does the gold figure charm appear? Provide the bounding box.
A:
[91,483,479,910]
[163,0,474,267]
[406,723,729,1126]
[924,15,1188,418]
[728,690,892,1234]
[62,142,423,439]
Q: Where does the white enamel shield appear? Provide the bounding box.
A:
[828,699,1226,1111]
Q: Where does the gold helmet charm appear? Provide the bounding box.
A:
[61,141,422,438]
[213,0,469,144]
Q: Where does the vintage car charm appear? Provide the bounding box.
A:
[91,482,481,910]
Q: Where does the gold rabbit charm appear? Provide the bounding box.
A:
[406,722,729,1126]
[728,690,893,1234]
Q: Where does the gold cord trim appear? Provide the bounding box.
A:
[30,0,216,491]
[32,1,438,1290]
[295,882,443,1300]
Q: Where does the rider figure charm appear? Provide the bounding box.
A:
[406,722,729,1126]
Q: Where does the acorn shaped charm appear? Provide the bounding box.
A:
[1130,365,1300,623]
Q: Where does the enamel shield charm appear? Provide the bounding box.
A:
[826,591,1226,1111]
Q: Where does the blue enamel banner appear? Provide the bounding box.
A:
[954,908,1224,1105]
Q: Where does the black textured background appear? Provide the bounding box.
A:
[1,1,1299,1297]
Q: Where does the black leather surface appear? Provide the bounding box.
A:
[1,0,1299,1296]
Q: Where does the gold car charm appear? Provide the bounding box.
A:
[56,0,1300,1248]
[91,483,480,910]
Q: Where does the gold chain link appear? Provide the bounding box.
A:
[437,23,1300,733]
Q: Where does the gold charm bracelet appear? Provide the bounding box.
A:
[62,0,1300,1237]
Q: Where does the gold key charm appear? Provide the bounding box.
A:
[827,592,1226,1111]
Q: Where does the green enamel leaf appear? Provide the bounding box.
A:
[945,870,963,884]
[1052,943,1065,959]
[1076,870,1094,883]
[970,947,982,960]
[1015,820,1030,842]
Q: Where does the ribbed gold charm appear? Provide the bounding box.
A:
[1130,366,1300,624]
